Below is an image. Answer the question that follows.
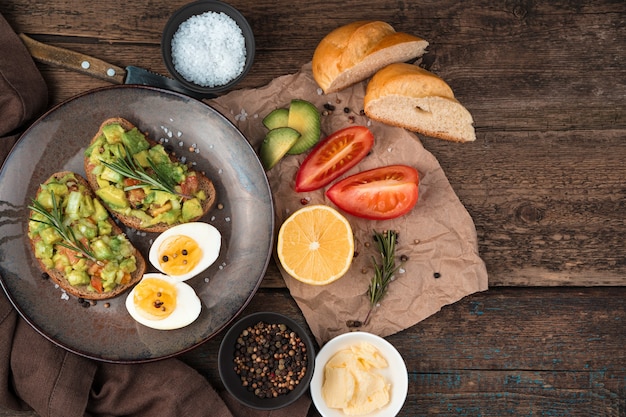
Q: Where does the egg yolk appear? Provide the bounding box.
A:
[133,278,177,320]
[157,235,203,276]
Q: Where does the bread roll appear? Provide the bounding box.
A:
[364,63,476,143]
[312,21,429,94]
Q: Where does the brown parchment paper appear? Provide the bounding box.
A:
[209,63,488,346]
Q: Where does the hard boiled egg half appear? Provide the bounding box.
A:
[149,222,221,281]
[125,273,201,330]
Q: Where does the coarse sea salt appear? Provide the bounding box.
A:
[171,11,246,87]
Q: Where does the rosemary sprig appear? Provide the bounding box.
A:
[364,230,402,325]
[100,144,191,199]
[28,194,100,264]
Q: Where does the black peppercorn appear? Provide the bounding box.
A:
[233,321,308,399]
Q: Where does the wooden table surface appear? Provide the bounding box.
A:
[1,0,625,416]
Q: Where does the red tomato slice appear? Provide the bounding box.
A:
[295,126,374,192]
[326,165,419,220]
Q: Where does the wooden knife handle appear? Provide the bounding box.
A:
[19,33,126,84]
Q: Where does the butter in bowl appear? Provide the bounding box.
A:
[310,332,408,416]
[161,0,255,96]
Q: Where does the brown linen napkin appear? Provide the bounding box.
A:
[0,12,311,417]
[0,14,47,138]
[209,63,489,346]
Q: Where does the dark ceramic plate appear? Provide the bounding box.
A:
[0,85,274,363]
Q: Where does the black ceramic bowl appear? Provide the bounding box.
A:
[161,0,255,96]
[218,312,316,410]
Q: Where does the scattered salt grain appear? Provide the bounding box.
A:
[171,11,246,87]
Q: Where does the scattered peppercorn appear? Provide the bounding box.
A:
[400,254,409,262]
[182,249,188,256]
[346,320,362,328]
[323,103,336,111]
[162,255,169,263]
[434,272,441,279]
[41,272,49,280]
[233,321,308,399]
[343,107,350,113]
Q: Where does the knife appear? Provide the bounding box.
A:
[18,34,212,100]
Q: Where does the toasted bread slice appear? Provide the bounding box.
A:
[84,117,216,232]
[28,172,146,300]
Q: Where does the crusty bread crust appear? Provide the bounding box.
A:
[30,172,146,300]
[84,117,216,232]
[312,21,429,94]
[364,63,476,143]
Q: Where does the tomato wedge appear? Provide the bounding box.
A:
[326,165,419,220]
[295,126,374,192]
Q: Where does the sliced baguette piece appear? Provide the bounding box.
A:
[364,63,476,143]
[84,117,217,232]
[28,171,146,300]
[312,21,429,94]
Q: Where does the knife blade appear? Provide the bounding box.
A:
[18,34,212,100]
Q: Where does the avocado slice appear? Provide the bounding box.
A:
[262,108,289,130]
[260,127,301,170]
[182,198,203,222]
[101,123,125,144]
[286,99,321,155]
[122,128,150,156]
[96,185,129,209]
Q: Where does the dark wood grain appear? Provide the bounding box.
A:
[0,0,625,416]
[2,0,624,286]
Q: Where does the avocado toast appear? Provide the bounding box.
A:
[84,118,216,232]
[28,172,146,300]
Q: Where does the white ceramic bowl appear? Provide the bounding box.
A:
[310,332,408,417]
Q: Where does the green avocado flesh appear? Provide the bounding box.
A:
[260,127,301,170]
[84,122,207,228]
[286,99,321,155]
[28,173,139,293]
[262,108,290,130]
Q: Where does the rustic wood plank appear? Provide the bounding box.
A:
[422,129,626,286]
[182,287,626,416]
[3,0,624,131]
[1,0,623,287]
[0,0,625,413]
[2,287,624,416]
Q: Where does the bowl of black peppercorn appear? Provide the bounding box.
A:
[218,311,317,410]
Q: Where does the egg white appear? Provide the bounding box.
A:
[149,222,221,281]
[125,273,202,330]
